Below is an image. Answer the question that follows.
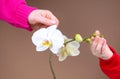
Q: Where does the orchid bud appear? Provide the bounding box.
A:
[100,35,104,38]
[85,37,91,43]
[74,34,83,43]
[92,33,97,37]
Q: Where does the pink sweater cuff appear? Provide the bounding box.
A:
[15,4,37,31]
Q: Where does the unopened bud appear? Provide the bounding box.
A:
[74,34,83,43]
[85,38,91,43]
[92,33,97,37]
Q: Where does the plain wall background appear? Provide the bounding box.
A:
[0,0,120,79]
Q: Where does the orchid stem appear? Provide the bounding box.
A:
[64,39,75,45]
[49,52,56,79]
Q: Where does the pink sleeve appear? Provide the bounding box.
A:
[99,46,120,79]
[0,0,37,31]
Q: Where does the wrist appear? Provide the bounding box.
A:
[16,4,37,31]
[101,50,113,60]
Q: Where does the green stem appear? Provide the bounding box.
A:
[49,52,56,79]
[64,39,75,45]
[64,38,89,45]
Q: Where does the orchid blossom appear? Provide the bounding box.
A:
[31,25,64,54]
[57,38,80,61]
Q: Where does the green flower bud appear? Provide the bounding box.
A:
[100,35,104,38]
[74,34,83,43]
[85,37,91,43]
[92,33,97,37]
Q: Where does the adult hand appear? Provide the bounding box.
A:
[28,9,59,30]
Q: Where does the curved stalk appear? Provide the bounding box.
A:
[49,52,56,79]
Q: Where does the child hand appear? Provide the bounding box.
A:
[90,31,113,60]
[28,9,59,30]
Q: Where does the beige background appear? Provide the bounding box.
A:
[0,0,120,79]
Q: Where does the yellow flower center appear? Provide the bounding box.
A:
[42,40,51,47]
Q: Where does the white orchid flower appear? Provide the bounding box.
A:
[57,38,80,61]
[31,25,64,54]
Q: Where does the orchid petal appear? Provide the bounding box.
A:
[49,28,64,54]
[66,41,80,56]
[58,47,68,61]
[32,28,47,46]
[36,45,48,51]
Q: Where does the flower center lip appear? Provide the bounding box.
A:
[42,40,51,47]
